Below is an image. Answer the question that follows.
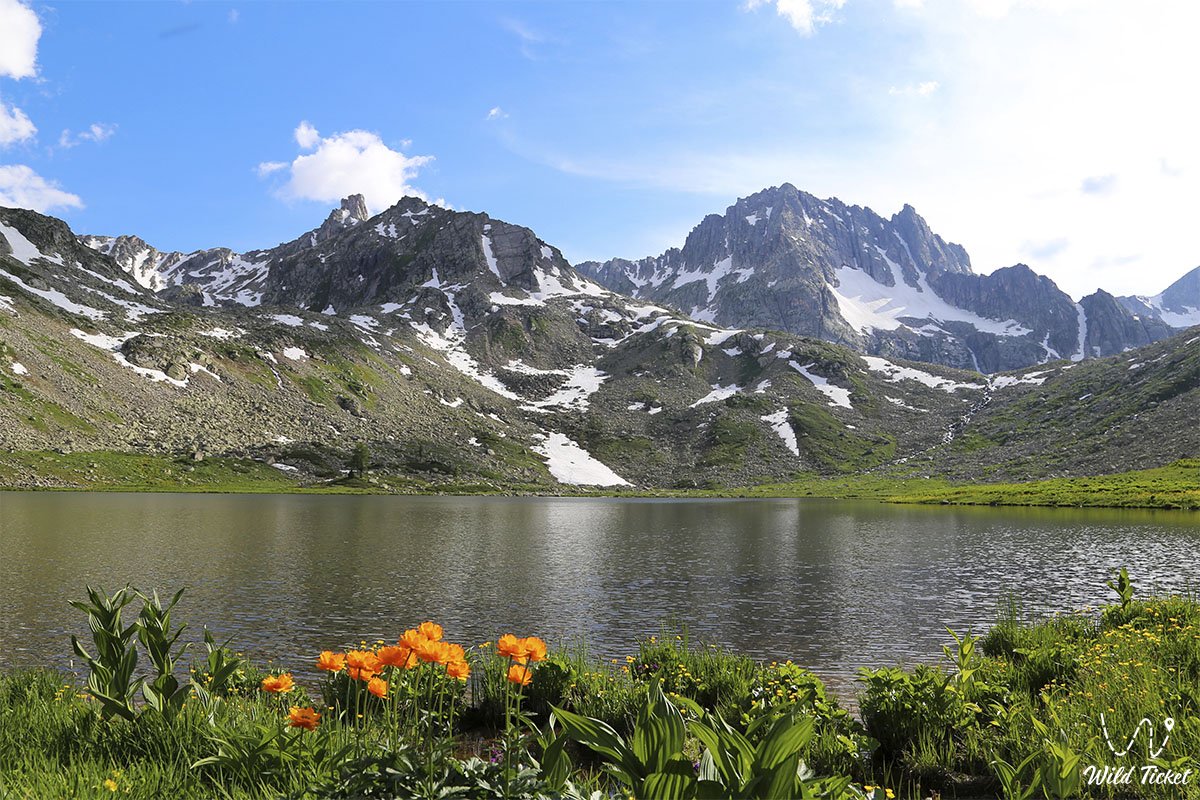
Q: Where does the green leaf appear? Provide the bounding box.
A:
[633,714,686,772]
[550,705,630,765]
[755,715,814,770]
[642,763,697,800]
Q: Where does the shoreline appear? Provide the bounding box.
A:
[1,452,1197,510]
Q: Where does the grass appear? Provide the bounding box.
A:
[884,458,1200,509]
[7,576,1200,797]
[857,577,1200,798]
[2,447,1198,510]
[0,605,869,799]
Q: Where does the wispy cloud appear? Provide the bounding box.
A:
[744,0,847,35]
[58,123,117,149]
[888,80,940,97]
[486,106,509,121]
[1021,237,1069,260]
[1079,174,1117,195]
[502,18,548,59]
[0,100,36,146]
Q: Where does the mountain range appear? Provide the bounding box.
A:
[578,184,1197,373]
[1,186,1196,490]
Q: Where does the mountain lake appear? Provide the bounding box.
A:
[2,492,1198,693]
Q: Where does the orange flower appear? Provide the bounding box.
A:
[497,634,530,663]
[443,643,466,663]
[316,651,346,672]
[521,637,548,663]
[413,637,452,665]
[288,706,321,731]
[261,673,294,694]
[346,650,381,681]
[418,621,444,641]
[401,629,428,649]
[447,660,471,681]
[507,663,532,687]
[378,645,417,669]
[367,677,389,698]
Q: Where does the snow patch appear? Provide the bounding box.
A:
[533,432,629,486]
[862,355,985,393]
[761,409,798,456]
[830,265,1031,337]
[9,361,28,376]
[789,362,853,409]
[690,383,740,407]
[282,347,307,361]
[0,222,62,266]
[269,314,305,327]
[0,267,106,320]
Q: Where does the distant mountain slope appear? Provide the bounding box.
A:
[1118,266,1200,329]
[576,184,1175,373]
[1,197,1195,490]
[931,327,1200,480]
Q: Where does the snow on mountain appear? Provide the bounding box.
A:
[578,184,1174,373]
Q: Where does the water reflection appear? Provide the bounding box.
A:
[1,492,1196,691]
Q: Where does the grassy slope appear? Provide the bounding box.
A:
[881,458,1200,510]
[2,451,1198,509]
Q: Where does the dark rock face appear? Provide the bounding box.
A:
[1081,290,1173,355]
[577,184,1176,372]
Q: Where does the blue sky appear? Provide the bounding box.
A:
[1,0,1198,299]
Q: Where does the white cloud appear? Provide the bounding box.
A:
[294,120,320,150]
[745,0,846,35]
[228,9,239,24]
[259,123,434,213]
[486,106,509,121]
[0,0,40,80]
[57,123,118,149]
[0,164,82,211]
[256,160,287,177]
[530,1,1200,298]
[888,80,939,97]
[0,100,36,146]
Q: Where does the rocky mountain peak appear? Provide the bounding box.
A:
[312,194,371,245]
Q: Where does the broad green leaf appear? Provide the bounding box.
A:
[756,715,814,770]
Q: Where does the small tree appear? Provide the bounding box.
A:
[350,442,369,478]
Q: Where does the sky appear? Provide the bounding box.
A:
[0,0,1198,300]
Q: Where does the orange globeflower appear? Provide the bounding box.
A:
[401,629,428,650]
[443,643,466,664]
[288,706,321,731]
[261,673,295,694]
[507,663,532,687]
[447,660,471,681]
[497,634,530,663]
[418,621,444,641]
[416,637,452,664]
[316,651,346,672]
[378,645,417,669]
[521,637,548,663]
[367,677,389,698]
[346,650,381,681]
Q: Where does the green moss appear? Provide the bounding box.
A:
[786,404,893,472]
[698,415,760,467]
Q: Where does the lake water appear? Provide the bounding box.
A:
[1,492,1197,693]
